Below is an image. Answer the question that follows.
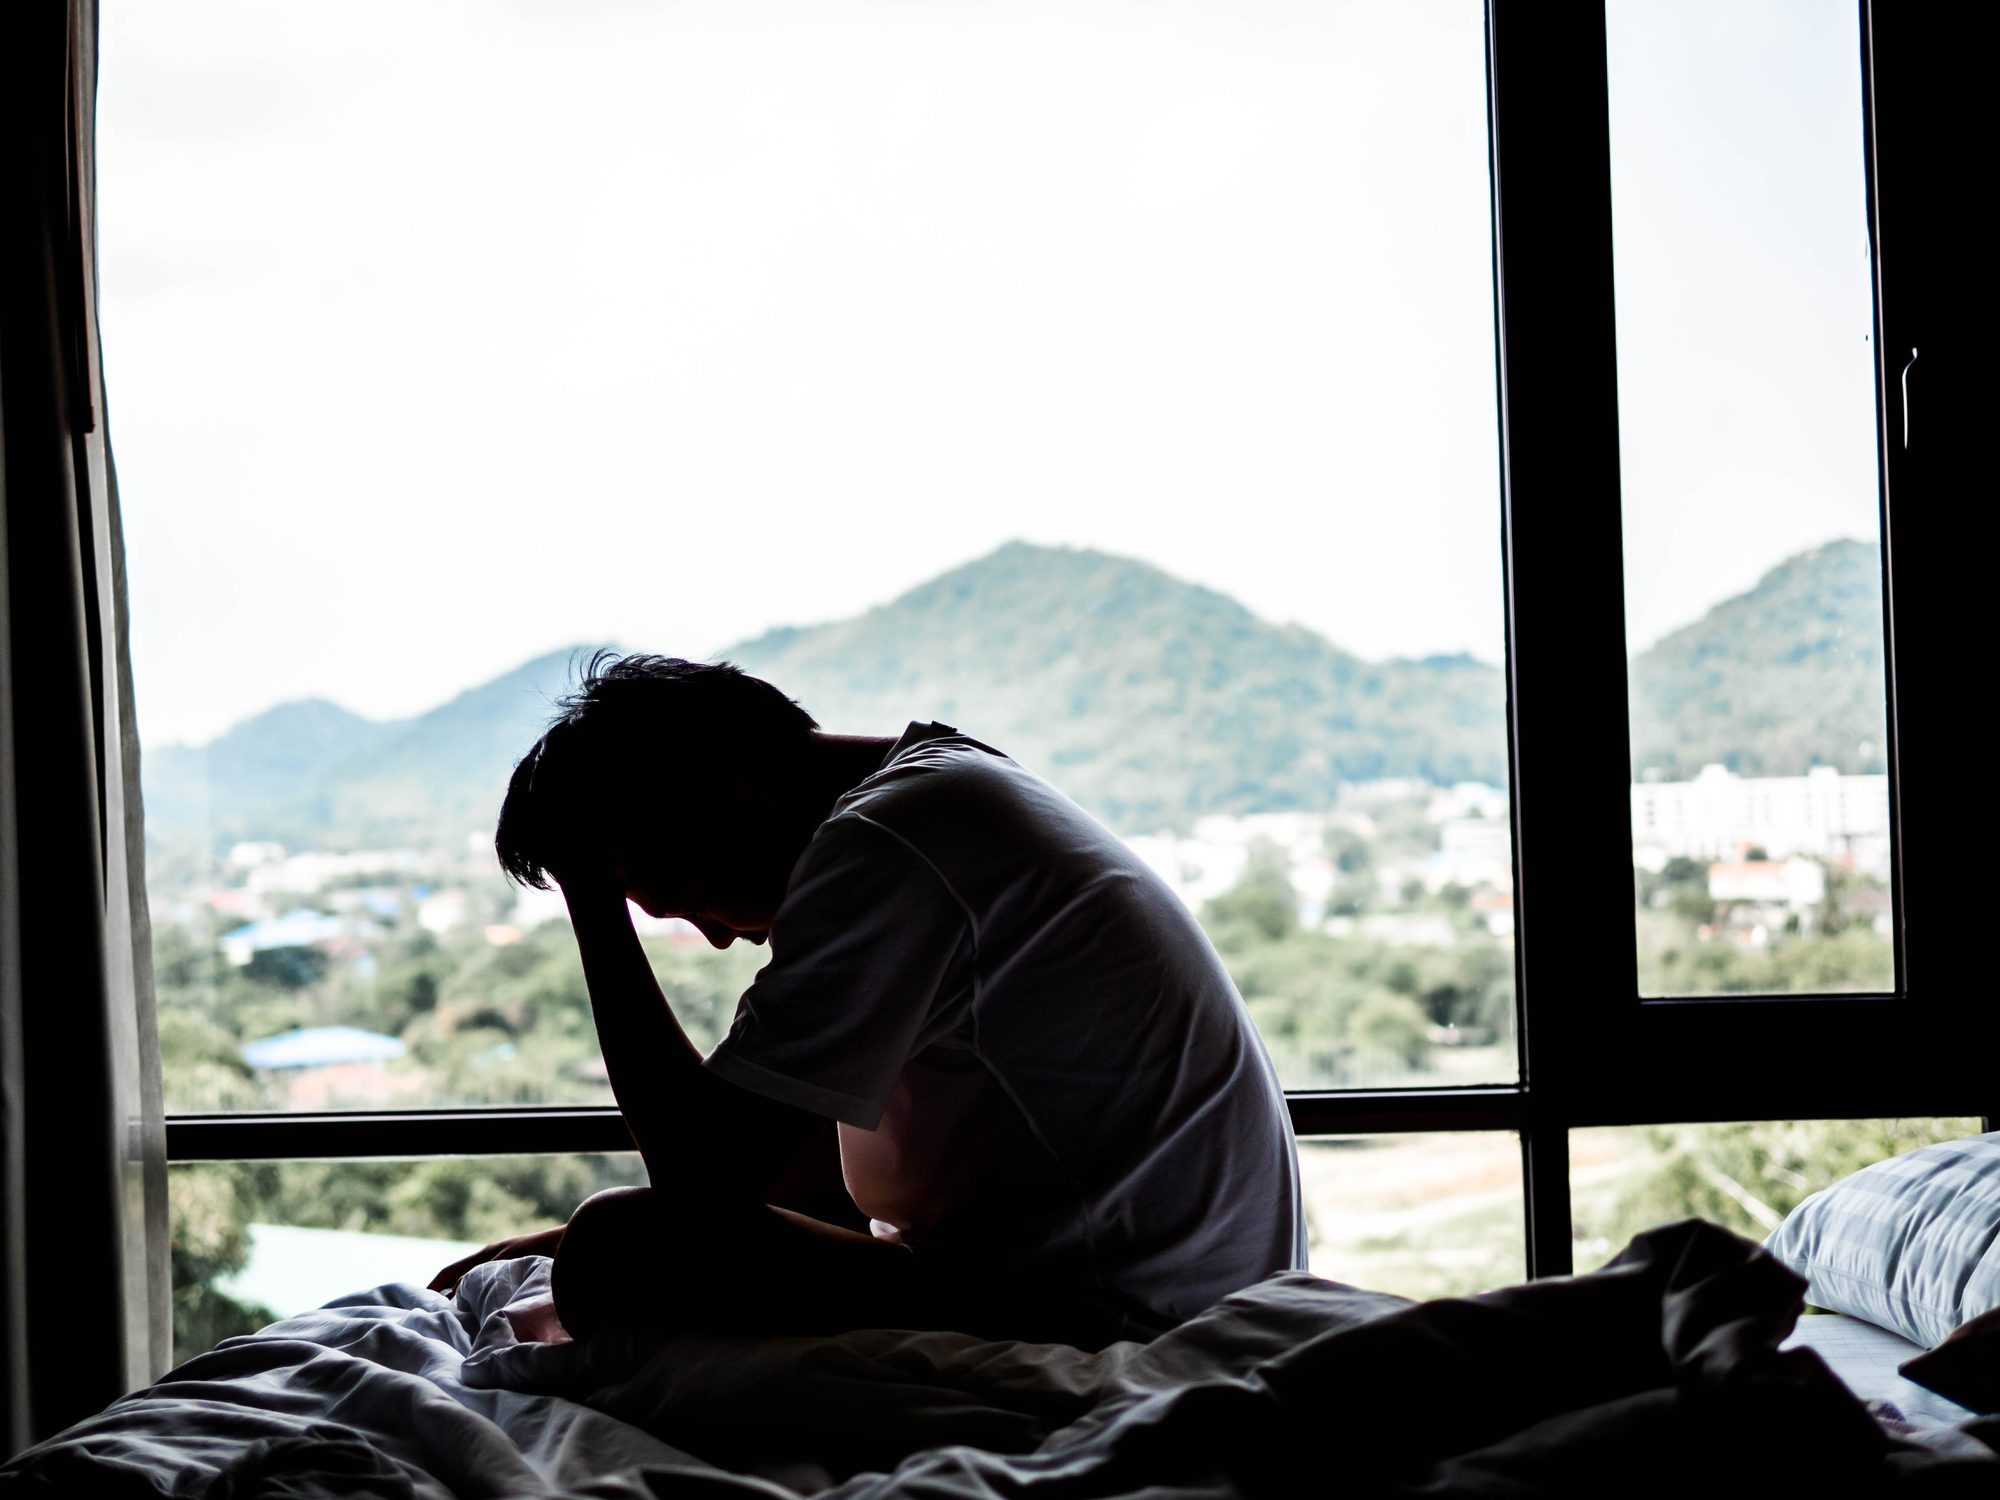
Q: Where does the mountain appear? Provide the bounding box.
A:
[726,543,1506,830]
[310,645,618,840]
[1627,538,1887,778]
[143,646,609,850]
[144,699,393,839]
[138,538,1889,852]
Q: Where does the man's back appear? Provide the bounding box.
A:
[706,722,1306,1325]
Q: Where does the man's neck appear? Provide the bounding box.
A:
[806,731,899,812]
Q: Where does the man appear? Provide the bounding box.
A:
[430,653,1304,1349]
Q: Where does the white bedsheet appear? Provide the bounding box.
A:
[0,1255,1409,1497]
[1782,1312,1978,1428]
[5,1227,1995,1497]
[0,1257,737,1497]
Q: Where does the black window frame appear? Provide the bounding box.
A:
[159,0,1995,1282]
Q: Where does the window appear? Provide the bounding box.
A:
[1606,0,1894,998]
[104,1,1987,1343]
[115,0,1517,1120]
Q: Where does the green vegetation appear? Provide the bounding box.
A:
[730,543,1509,829]
[1200,844,1514,1089]
[1572,1118,1983,1274]
[1634,853,1894,995]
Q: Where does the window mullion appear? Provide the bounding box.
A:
[1486,0,1630,1257]
[1519,1123,1572,1278]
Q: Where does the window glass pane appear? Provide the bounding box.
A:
[170,1153,647,1364]
[1301,1133,1525,1298]
[106,0,1514,1110]
[1568,1118,1980,1272]
[1605,2,1894,996]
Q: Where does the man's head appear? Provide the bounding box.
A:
[495,653,820,944]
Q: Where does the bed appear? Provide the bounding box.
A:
[1,1218,1994,1497]
[1784,1314,1977,1430]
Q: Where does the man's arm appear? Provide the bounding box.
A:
[559,872,822,1204]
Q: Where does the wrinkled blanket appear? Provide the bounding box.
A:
[4,1220,1995,1497]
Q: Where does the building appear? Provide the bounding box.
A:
[1632,764,1891,876]
[1707,858,1827,910]
[243,848,427,898]
[1426,817,1514,892]
[220,908,346,966]
[240,1026,429,1110]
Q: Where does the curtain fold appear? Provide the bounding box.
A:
[0,0,172,1456]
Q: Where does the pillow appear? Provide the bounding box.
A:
[1763,1132,2000,1350]
[1900,1306,2000,1414]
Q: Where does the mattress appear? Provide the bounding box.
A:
[1783,1312,1977,1428]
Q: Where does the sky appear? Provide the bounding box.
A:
[98,0,1882,747]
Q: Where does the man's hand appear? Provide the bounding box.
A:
[427,1224,566,1297]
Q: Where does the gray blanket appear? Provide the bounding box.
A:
[4,1221,1995,1497]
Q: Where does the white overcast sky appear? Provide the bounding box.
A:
[98,0,1880,747]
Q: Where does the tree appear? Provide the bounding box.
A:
[1576,1118,1981,1268]
[1201,847,1300,946]
[170,1167,275,1365]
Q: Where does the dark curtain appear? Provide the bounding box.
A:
[0,0,171,1455]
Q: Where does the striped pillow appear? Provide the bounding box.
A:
[1764,1132,2000,1349]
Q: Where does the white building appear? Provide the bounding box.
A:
[1707,858,1827,909]
[1631,765,1890,876]
[226,840,287,871]
[1125,831,1252,912]
[1426,817,1514,892]
[244,847,427,897]
[416,890,469,933]
[509,884,571,931]
[1427,782,1510,824]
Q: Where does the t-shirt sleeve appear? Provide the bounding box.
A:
[703,814,974,1130]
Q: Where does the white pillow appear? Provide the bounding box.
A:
[1764,1132,2000,1349]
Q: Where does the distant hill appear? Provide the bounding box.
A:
[727,542,1506,830]
[144,698,393,840]
[143,646,610,850]
[1627,538,1887,778]
[139,538,1889,852]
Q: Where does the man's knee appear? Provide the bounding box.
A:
[550,1186,659,1338]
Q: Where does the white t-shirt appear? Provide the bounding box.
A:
[705,722,1307,1324]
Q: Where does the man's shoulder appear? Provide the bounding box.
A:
[837,727,1032,823]
[829,729,1159,911]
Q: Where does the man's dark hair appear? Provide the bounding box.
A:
[495,652,818,889]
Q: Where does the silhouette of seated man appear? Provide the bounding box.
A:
[431,654,1303,1348]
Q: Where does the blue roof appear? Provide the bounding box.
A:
[222,908,344,952]
[241,1026,406,1070]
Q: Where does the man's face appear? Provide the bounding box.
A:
[606,813,786,950]
[616,864,774,950]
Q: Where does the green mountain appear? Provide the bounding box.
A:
[1627,538,1887,778]
[139,537,1889,852]
[727,542,1506,830]
[143,646,610,850]
[143,698,393,839]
